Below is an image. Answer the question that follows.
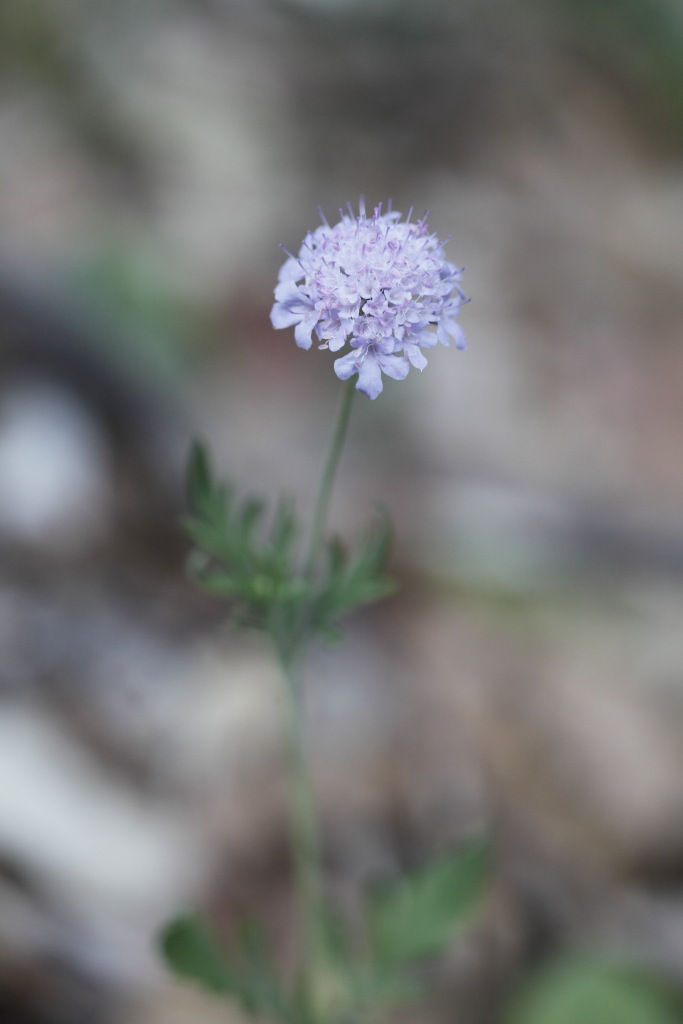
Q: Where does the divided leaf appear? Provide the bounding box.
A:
[314,514,396,629]
[183,443,395,644]
[183,444,308,635]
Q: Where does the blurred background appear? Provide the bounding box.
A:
[3,0,683,1021]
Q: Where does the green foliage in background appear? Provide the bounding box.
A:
[556,0,683,144]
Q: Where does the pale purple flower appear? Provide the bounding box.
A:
[270,201,468,399]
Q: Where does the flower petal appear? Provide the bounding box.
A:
[452,323,468,350]
[415,329,438,349]
[274,280,307,305]
[333,348,363,381]
[326,326,348,352]
[376,352,410,380]
[270,302,302,330]
[356,351,384,399]
[294,312,319,349]
[404,344,428,370]
[278,257,303,283]
[438,318,467,349]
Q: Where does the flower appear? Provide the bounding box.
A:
[270,201,467,399]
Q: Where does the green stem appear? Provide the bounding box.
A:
[275,646,326,1021]
[273,381,358,1020]
[303,379,356,579]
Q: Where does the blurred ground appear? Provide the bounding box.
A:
[2,1,683,1022]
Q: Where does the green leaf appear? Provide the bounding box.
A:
[326,537,348,579]
[159,914,234,995]
[316,905,422,1017]
[184,515,234,565]
[230,918,283,1018]
[191,569,242,597]
[353,968,424,1012]
[344,576,395,609]
[506,960,681,1024]
[313,516,396,632]
[186,441,213,509]
[356,512,392,573]
[238,497,267,543]
[269,500,298,560]
[160,913,297,1022]
[318,904,355,975]
[368,838,490,968]
[182,441,397,641]
[316,623,344,645]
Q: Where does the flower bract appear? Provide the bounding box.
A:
[271,201,467,399]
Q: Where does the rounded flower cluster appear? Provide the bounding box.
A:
[270,202,467,399]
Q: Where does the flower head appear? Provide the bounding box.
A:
[271,201,468,399]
